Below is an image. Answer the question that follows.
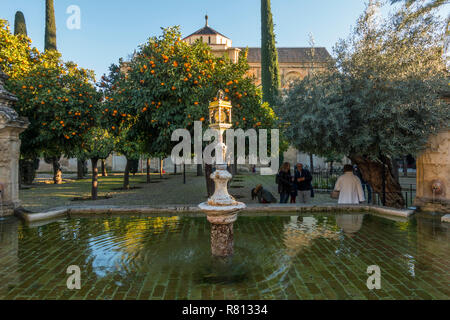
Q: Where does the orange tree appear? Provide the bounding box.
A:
[7,52,101,184]
[99,62,156,189]
[109,27,277,193]
[75,127,115,199]
[0,19,40,80]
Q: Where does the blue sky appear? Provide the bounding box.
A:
[2,1,448,79]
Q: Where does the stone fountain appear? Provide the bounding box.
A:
[0,68,29,217]
[199,90,246,257]
[415,130,450,214]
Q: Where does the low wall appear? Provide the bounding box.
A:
[16,203,415,224]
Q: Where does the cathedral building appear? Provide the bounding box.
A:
[183,16,332,88]
[183,16,336,168]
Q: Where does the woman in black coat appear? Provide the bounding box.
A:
[277,162,292,204]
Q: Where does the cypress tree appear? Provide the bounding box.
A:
[45,0,57,51]
[261,0,280,106]
[14,11,27,36]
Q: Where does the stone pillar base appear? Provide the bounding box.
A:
[0,200,19,217]
[210,223,234,257]
[415,197,450,214]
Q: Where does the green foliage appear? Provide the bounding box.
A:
[76,127,115,161]
[261,0,280,107]
[0,19,40,80]
[14,11,27,36]
[7,51,101,159]
[45,0,57,51]
[390,0,449,27]
[101,26,277,161]
[278,2,449,160]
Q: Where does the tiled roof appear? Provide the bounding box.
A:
[183,26,230,40]
[240,47,332,64]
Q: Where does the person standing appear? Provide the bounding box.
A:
[277,162,292,204]
[354,165,372,203]
[333,165,365,204]
[290,175,298,203]
[295,163,313,204]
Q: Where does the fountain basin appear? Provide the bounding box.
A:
[1,213,448,300]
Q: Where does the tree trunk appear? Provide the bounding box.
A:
[24,160,34,185]
[52,156,62,184]
[20,159,36,185]
[160,158,164,179]
[77,159,85,179]
[232,150,238,175]
[350,155,405,208]
[197,163,203,176]
[205,163,215,197]
[123,158,130,190]
[101,159,108,177]
[146,158,151,183]
[392,158,399,185]
[91,158,99,200]
[402,157,408,177]
[309,154,314,174]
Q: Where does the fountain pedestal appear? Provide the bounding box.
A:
[199,165,246,257]
[0,69,29,216]
[198,92,246,257]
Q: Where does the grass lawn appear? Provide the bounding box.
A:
[19,172,338,212]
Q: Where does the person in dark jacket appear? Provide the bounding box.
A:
[252,184,277,203]
[277,162,292,203]
[294,163,313,203]
[290,176,298,203]
[354,165,372,203]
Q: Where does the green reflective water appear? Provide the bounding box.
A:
[0,213,448,300]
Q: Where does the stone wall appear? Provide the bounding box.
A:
[415,130,450,213]
[0,69,29,216]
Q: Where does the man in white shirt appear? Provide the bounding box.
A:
[334,165,365,205]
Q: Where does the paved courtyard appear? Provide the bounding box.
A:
[19,172,339,213]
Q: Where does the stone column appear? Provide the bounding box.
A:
[415,130,450,213]
[207,213,237,257]
[0,69,29,216]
